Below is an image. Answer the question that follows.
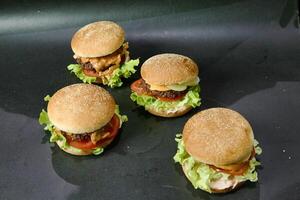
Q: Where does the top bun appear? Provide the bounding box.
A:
[71,21,125,57]
[47,84,116,134]
[183,108,254,167]
[141,53,198,86]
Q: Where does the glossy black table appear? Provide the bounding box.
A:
[1,0,299,199]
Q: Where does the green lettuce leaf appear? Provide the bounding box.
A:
[173,134,262,193]
[115,105,128,128]
[39,95,54,131]
[92,147,104,155]
[67,64,97,84]
[130,85,201,112]
[39,109,54,132]
[254,139,262,155]
[236,139,262,182]
[67,59,139,88]
[49,129,91,154]
[39,112,96,155]
[39,108,67,148]
[107,59,139,88]
[44,95,51,101]
[49,130,69,149]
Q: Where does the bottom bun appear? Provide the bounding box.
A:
[211,182,244,194]
[56,138,113,156]
[147,105,192,118]
[182,163,244,193]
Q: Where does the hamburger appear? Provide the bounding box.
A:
[67,21,139,88]
[174,108,262,193]
[130,53,201,117]
[39,84,127,156]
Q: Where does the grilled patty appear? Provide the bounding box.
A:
[139,79,187,99]
[75,42,129,73]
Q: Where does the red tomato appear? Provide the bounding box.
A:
[130,79,145,95]
[66,135,98,150]
[66,115,120,150]
[82,68,99,77]
[211,162,250,176]
[210,148,256,176]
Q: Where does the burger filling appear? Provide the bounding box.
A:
[132,79,187,100]
[75,42,129,73]
[67,42,139,88]
[173,134,262,193]
[39,99,128,155]
[130,78,201,113]
[59,115,118,144]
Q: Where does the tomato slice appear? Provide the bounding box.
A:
[82,68,99,77]
[66,115,120,150]
[210,162,249,176]
[210,149,256,176]
[131,79,186,102]
[130,79,146,95]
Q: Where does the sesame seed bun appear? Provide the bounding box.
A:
[47,84,115,134]
[183,108,254,167]
[71,21,125,57]
[141,53,199,86]
[147,105,192,118]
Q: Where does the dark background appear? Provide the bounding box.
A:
[0,0,299,199]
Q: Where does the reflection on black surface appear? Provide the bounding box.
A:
[51,140,121,186]
[279,0,299,28]
[273,182,300,200]
[50,127,123,182]
[41,131,51,144]
[0,0,246,35]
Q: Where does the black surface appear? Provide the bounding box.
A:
[1,0,300,199]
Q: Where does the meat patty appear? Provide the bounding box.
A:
[74,42,129,73]
[68,133,90,141]
[138,79,187,99]
[61,128,110,144]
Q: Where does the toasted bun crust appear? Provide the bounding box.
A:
[56,138,113,156]
[71,21,125,57]
[147,105,192,118]
[141,53,199,86]
[183,108,254,167]
[182,163,244,193]
[48,84,115,134]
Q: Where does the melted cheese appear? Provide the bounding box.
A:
[149,84,170,91]
[183,77,200,86]
[148,77,200,92]
[90,131,110,144]
[167,85,187,91]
